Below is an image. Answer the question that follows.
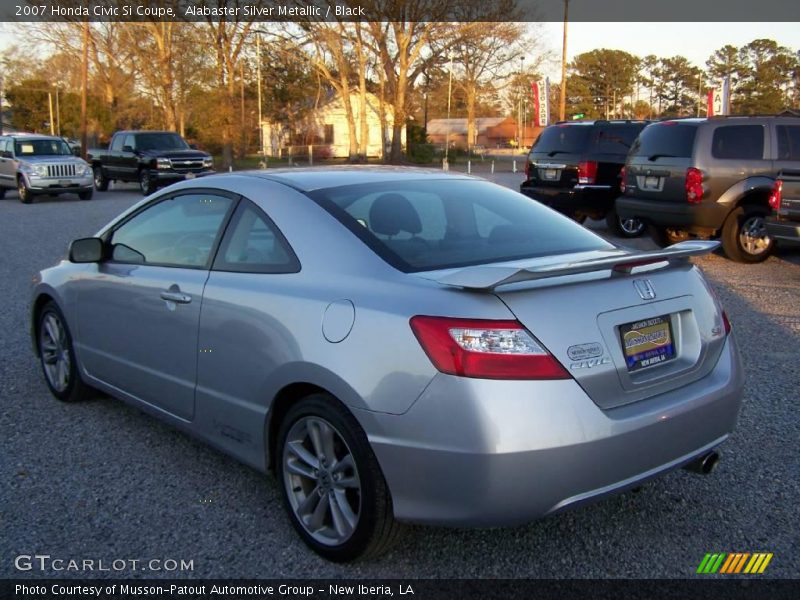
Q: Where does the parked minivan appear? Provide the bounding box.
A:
[617,116,800,262]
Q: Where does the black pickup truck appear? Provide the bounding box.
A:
[765,170,800,245]
[88,131,214,195]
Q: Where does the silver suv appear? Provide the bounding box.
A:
[617,116,800,262]
[0,134,94,203]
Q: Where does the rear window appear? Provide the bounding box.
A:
[630,122,698,159]
[530,125,591,155]
[531,124,644,156]
[711,125,764,160]
[308,179,613,273]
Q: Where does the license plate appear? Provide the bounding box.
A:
[58,180,70,186]
[185,173,196,179]
[644,176,659,189]
[541,168,558,181]
[619,314,675,372]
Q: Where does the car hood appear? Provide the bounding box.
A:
[18,156,86,165]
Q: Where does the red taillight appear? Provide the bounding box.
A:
[619,166,626,193]
[685,167,704,204]
[768,179,783,210]
[578,160,598,185]
[409,316,570,380]
[722,310,731,335]
[525,159,531,178]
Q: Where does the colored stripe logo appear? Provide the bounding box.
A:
[697,553,773,574]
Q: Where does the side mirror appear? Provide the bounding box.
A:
[189,144,198,150]
[69,237,104,263]
[0,150,11,159]
[122,145,135,153]
[72,146,81,156]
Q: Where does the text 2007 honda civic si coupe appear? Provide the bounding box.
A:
[31,168,743,561]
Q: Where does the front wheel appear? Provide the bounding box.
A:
[276,394,401,561]
[0,187,6,199]
[139,169,156,195]
[93,165,109,191]
[18,177,32,204]
[721,206,773,263]
[648,225,689,248]
[606,208,645,238]
[37,301,93,402]
[78,189,93,201]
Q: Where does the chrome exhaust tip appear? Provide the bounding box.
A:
[683,450,720,475]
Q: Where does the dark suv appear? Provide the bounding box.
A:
[617,116,800,262]
[519,120,650,237]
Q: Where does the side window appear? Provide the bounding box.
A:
[110,135,124,151]
[777,126,800,160]
[711,125,764,160]
[109,193,234,268]
[0,139,7,154]
[123,134,136,151]
[213,201,300,274]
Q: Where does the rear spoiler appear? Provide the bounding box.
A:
[427,240,720,291]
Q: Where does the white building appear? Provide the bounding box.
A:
[261,91,405,159]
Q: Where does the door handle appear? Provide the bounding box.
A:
[160,291,192,304]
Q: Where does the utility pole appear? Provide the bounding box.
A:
[80,20,89,159]
[559,0,569,121]
[445,51,454,168]
[48,92,55,135]
[55,88,61,136]
[256,32,263,164]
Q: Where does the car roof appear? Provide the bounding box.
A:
[114,130,180,135]
[235,166,476,192]
[5,134,64,140]
[551,120,650,127]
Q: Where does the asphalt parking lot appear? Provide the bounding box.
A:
[1,174,799,579]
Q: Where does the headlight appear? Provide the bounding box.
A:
[77,163,91,176]
[156,157,171,170]
[202,157,213,168]
[32,164,48,177]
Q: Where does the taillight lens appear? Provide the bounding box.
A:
[685,167,704,204]
[768,179,783,210]
[525,159,531,178]
[409,316,570,380]
[619,166,627,193]
[578,160,598,184]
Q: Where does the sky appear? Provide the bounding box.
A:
[1,21,798,80]
[538,22,800,79]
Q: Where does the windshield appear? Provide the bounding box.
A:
[14,139,72,157]
[136,133,189,151]
[309,179,613,272]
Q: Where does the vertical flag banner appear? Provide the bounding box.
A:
[707,79,731,117]
[721,76,731,115]
[531,79,550,127]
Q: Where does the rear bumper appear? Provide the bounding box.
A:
[616,196,728,233]
[765,218,800,242]
[358,335,743,526]
[520,182,616,216]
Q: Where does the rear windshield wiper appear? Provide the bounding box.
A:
[546,150,570,157]
[647,154,678,161]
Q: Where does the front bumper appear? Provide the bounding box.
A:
[152,169,215,184]
[520,182,616,216]
[617,196,728,234]
[358,335,743,526]
[765,217,800,242]
[24,173,93,194]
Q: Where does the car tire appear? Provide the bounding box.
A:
[276,394,402,562]
[37,301,93,403]
[78,189,93,201]
[18,176,32,204]
[647,225,689,248]
[93,166,109,191]
[139,169,156,195]
[606,208,645,238]
[721,205,774,263]
[0,187,6,199]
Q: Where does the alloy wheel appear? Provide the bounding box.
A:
[282,416,361,546]
[40,312,71,393]
[739,215,770,256]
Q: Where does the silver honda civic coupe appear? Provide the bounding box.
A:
[31,168,744,561]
